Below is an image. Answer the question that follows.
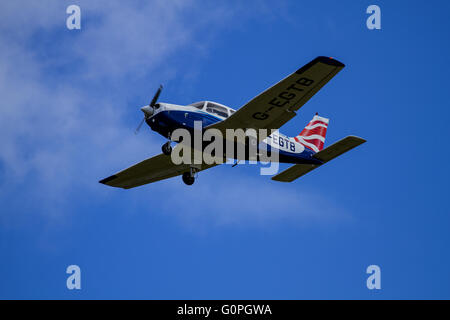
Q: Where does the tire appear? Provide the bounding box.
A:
[182,172,195,185]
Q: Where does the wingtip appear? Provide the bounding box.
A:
[296,56,345,74]
[316,56,345,67]
[99,174,118,185]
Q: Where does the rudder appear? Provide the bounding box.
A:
[294,113,329,153]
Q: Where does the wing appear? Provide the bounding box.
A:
[99,145,218,189]
[209,56,345,137]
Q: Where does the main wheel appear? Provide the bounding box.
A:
[182,172,195,185]
[162,142,172,155]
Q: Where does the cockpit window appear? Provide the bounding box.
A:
[189,102,205,109]
[229,109,235,115]
[206,103,229,118]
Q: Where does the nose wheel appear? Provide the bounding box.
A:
[162,141,172,155]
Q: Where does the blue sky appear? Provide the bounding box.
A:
[1,0,449,299]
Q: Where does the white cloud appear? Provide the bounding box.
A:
[0,1,349,229]
[120,162,351,232]
[0,1,217,221]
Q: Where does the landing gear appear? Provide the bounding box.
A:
[182,172,195,185]
[182,166,198,185]
[162,141,172,155]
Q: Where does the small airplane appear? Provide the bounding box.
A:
[100,56,366,188]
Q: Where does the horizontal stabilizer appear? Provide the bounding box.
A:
[271,136,366,182]
[271,163,320,182]
[313,136,366,162]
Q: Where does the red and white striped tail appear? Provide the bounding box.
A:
[294,113,329,153]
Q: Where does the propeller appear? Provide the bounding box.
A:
[135,85,163,134]
[134,118,146,134]
[149,85,163,108]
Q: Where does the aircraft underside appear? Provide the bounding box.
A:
[100,56,366,188]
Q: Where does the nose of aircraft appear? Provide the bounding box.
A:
[140,105,154,117]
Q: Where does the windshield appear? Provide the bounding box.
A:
[189,101,205,109]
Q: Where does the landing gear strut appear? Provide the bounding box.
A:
[162,141,172,155]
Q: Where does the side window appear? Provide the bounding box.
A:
[206,103,228,118]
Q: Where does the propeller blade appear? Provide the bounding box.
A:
[149,84,163,107]
[134,118,145,135]
[135,85,162,134]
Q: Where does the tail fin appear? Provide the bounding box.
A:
[294,113,329,153]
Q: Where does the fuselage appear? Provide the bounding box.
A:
[145,101,321,165]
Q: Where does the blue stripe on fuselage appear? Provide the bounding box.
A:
[262,143,321,164]
[147,110,222,137]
